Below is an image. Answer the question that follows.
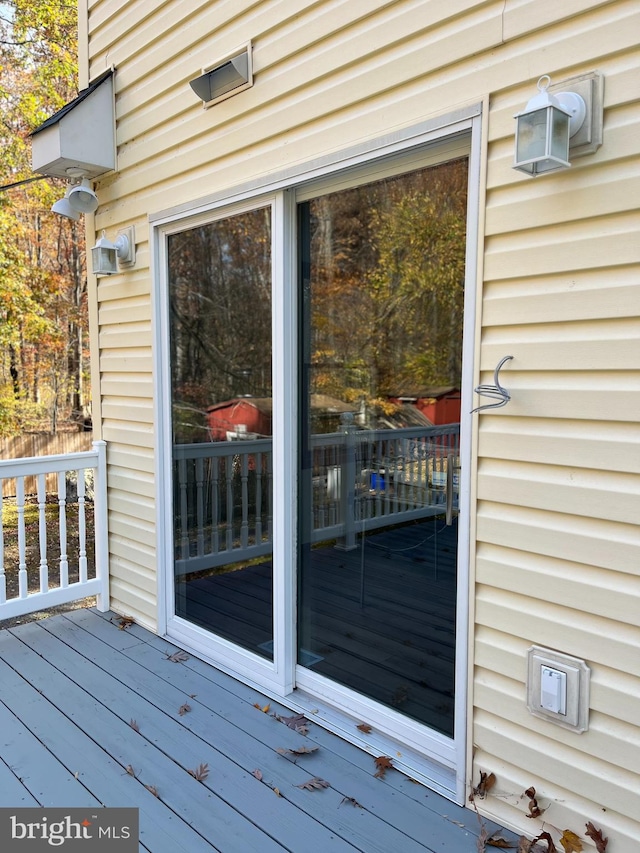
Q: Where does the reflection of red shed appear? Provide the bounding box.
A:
[206,398,272,441]
[388,387,461,425]
[206,394,357,441]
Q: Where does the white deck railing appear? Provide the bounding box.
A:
[0,440,109,620]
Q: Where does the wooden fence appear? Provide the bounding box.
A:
[0,432,93,497]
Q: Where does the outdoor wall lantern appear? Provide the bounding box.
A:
[190,43,253,108]
[91,226,136,276]
[513,75,589,175]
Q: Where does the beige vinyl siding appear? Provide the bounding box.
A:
[85,0,639,845]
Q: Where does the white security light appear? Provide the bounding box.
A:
[51,187,81,221]
[68,177,99,213]
[513,75,587,176]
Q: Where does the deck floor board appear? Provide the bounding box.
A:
[0,609,513,852]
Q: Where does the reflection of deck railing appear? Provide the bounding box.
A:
[173,424,460,574]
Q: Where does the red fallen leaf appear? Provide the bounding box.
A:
[584,824,608,853]
[374,756,393,778]
[357,722,372,734]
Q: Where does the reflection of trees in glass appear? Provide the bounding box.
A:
[308,159,467,411]
[168,208,272,442]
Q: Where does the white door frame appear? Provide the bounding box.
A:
[151,105,484,804]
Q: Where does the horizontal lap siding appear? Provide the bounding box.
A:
[475,0,640,845]
[85,0,639,845]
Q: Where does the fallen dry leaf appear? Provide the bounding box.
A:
[129,719,140,732]
[277,713,310,734]
[273,787,281,797]
[357,722,372,734]
[116,616,135,631]
[478,821,490,852]
[125,765,137,777]
[340,796,363,808]
[252,769,263,781]
[584,824,608,853]
[470,771,497,801]
[487,836,516,848]
[276,745,319,758]
[253,702,271,713]
[374,756,393,779]
[297,776,329,791]
[178,703,191,716]
[530,832,556,852]
[166,650,189,663]
[145,784,158,797]
[524,786,544,819]
[187,763,209,782]
[559,830,582,852]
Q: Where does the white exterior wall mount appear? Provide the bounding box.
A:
[31,69,116,179]
[527,646,590,733]
[548,71,604,158]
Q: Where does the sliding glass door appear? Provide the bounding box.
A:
[160,126,477,799]
[168,205,274,659]
[297,159,467,737]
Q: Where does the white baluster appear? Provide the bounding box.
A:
[77,468,88,583]
[16,477,28,598]
[58,471,69,588]
[37,473,49,594]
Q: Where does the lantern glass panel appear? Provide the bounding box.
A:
[92,245,117,275]
[550,108,570,161]
[516,107,549,163]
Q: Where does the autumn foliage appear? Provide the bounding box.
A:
[0,1,88,436]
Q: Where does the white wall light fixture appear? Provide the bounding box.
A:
[190,43,253,108]
[513,72,603,176]
[92,226,135,276]
[51,186,81,221]
[68,177,99,213]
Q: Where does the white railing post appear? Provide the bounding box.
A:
[92,439,110,613]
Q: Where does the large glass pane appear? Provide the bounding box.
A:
[298,160,467,736]
[169,207,274,659]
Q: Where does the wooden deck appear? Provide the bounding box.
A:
[0,608,510,852]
